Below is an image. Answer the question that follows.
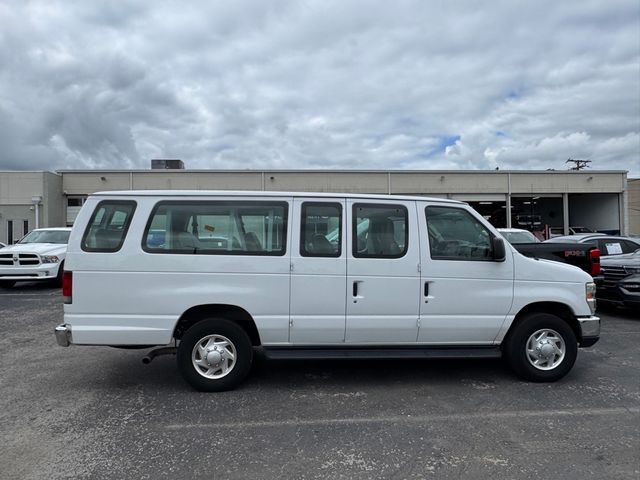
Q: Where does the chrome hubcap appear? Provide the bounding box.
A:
[526,328,566,371]
[192,334,236,379]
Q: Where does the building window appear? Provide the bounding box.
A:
[7,220,13,244]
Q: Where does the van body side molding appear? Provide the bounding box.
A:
[261,345,501,360]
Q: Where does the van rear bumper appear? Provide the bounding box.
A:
[577,315,600,347]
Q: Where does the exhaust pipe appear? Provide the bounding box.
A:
[142,346,177,364]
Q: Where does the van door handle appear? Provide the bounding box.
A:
[353,281,359,297]
[424,282,429,296]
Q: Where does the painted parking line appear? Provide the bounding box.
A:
[165,406,640,430]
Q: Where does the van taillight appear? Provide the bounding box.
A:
[62,271,72,304]
[590,249,601,277]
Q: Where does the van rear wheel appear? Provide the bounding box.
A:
[177,318,253,392]
[504,313,577,382]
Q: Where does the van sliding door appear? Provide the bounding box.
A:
[289,198,347,343]
[345,200,420,343]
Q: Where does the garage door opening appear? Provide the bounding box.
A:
[569,193,621,235]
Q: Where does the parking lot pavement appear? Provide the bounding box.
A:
[0,285,638,480]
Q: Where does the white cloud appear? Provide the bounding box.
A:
[0,0,638,176]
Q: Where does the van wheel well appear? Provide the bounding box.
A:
[505,302,581,344]
[173,304,261,346]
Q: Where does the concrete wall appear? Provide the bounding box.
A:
[510,172,625,194]
[0,205,33,243]
[0,171,47,204]
[61,171,264,194]
[60,169,627,196]
[0,171,65,242]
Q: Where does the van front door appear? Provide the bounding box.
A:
[417,202,514,344]
[345,200,420,343]
[289,199,347,344]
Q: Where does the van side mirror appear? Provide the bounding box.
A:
[493,237,506,262]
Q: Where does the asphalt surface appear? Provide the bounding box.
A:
[0,283,638,480]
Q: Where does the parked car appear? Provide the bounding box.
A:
[489,210,542,231]
[498,228,601,278]
[0,228,71,288]
[548,226,597,238]
[496,228,539,244]
[55,191,599,391]
[545,234,640,257]
[598,250,640,310]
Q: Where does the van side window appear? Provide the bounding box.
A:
[353,204,408,258]
[425,206,493,261]
[301,203,342,257]
[143,201,288,256]
[82,201,137,252]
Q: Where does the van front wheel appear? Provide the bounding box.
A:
[504,313,577,382]
[177,318,253,392]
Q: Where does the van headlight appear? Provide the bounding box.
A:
[586,282,597,315]
[41,255,60,264]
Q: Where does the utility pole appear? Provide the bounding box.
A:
[566,158,591,170]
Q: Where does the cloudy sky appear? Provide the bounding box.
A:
[0,1,638,176]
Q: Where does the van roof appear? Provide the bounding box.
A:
[91,190,465,204]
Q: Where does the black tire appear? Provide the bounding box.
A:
[177,318,253,392]
[54,261,65,287]
[0,280,15,288]
[504,313,578,382]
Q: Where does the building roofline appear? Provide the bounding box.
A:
[55,169,629,174]
[0,170,61,175]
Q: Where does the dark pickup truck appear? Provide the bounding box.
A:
[498,228,601,278]
[598,250,640,309]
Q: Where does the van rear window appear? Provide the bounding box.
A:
[82,201,137,252]
[143,201,288,256]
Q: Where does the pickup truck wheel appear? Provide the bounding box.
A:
[504,313,577,382]
[0,280,15,288]
[177,318,253,392]
[54,261,65,287]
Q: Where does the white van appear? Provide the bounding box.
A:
[55,191,599,391]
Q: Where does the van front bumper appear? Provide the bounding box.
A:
[577,316,600,347]
[55,324,72,347]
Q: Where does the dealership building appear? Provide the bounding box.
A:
[0,166,636,244]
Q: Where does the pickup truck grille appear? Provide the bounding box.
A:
[0,253,41,266]
[600,266,629,287]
